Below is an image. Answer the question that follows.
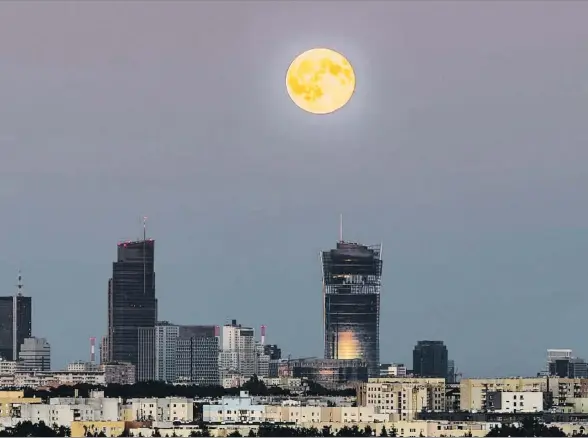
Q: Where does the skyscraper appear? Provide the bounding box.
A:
[413,340,449,379]
[321,240,382,377]
[107,237,157,372]
[0,272,32,361]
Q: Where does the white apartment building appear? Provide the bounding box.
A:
[155,322,179,382]
[220,320,255,379]
[203,391,265,423]
[19,338,51,371]
[486,391,543,413]
[0,371,106,387]
[129,397,193,422]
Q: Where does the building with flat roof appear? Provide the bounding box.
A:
[321,240,382,378]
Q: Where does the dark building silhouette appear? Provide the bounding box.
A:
[264,344,282,360]
[413,340,449,379]
[0,273,32,361]
[322,240,382,378]
[549,358,588,378]
[107,239,157,374]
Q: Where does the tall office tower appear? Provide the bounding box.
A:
[0,272,32,361]
[107,235,157,373]
[413,340,449,379]
[219,320,255,378]
[155,321,180,382]
[19,337,51,371]
[321,239,383,377]
[176,325,219,385]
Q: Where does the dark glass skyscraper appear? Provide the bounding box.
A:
[413,340,449,379]
[321,241,382,377]
[108,239,157,370]
[0,295,32,361]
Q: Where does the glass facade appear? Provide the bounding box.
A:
[322,241,382,378]
[0,296,32,361]
[108,240,157,370]
[413,340,449,379]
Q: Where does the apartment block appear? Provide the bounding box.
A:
[459,378,545,412]
[357,378,446,421]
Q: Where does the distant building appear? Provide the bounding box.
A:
[413,340,448,379]
[288,358,368,389]
[321,240,382,378]
[19,337,50,371]
[137,327,155,381]
[545,349,588,378]
[0,273,32,361]
[155,322,179,382]
[379,363,407,377]
[107,239,157,372]
[263,344,282,361]
[447,359,456,383]
[67,361,99,372]
[101,362,136,385]
[219,320,255,379]
[176,325,219,386]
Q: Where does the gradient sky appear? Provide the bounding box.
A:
[1,1,588,377]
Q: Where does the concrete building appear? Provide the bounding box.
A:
[101,362,136,385]
[357,378,446,421]
[486,391,543,413]
[460,378,545,412]
[220,320,255,379]
[203,391,265,423]
[254,342,270,377]
[129,397,193,422]
[18,337,50,371]
[67,361,99,372]
[176,325,219,386]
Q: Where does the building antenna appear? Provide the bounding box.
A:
[339,214,343,242]
[13,269,23,361]
[143,216,147,296]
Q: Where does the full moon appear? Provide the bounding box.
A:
[286,48,356,115]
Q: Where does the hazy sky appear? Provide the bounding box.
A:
[1,1,588,377]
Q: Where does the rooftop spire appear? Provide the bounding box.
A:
[16,269,23,297]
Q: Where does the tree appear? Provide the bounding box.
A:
[379,426,388,437]
[248,430,256,437]
[228,431,242,437]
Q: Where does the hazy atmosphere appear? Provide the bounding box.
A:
[1,1,588,377]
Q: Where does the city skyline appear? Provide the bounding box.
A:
[1,1,588,377]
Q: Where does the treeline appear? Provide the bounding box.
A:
[20,375,354,400]
[0,421,71,437]
[486,418,566,437]
[225,425,397,437]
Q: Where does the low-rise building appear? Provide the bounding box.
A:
[203,391,264,423]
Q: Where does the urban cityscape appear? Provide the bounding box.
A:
[1,0,587,437]
[0,229,587,436]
